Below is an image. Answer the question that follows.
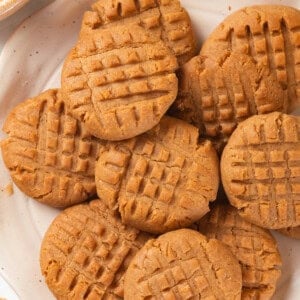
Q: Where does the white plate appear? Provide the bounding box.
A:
[0,0,299,299]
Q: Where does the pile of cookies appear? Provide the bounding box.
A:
[1,1,300,299]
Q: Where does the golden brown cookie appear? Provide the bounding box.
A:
[95,116,219,234]
[1,90,104,207]
[278,226,300,239]
[170,53,286,152]
[221,112,300,229]
[62,30,178,140]
[124,229,242,299]
[62,0,196,141]
[196,204,282,300]
[40,199,151,299]
[80,0,196,66]
[201,5,300,111]
[171,5,300,151]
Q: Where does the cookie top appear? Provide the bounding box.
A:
[1,90,104,207]
[80,0,196,66]
[170,53,285,151]
[221,112,300,229]
[196,204,282,299]
[40,199,151,299]
[171,5,300,151]
[62,29,178,140]
[124,229,242,300]
[95,116,219,234]
[278,226,300,239]
[201,5,300,110]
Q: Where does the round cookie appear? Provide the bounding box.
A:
[171,53,285,151]
[201,5,300,111]
[196,204,282,300]
[171,5,300,151]
[124,229,242,300]
[278,226,300,239]
[62,31,178,141]
[80,0,197,66]
[40,199,151,299]
[95,116,219,234]
[1,90,104,207]
[221,112,300,229]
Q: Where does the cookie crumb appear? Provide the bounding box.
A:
[5,184,13,196]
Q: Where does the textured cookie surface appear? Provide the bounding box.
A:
[80,0,196,66]
[171,5,300,150]
[62,30,178,140]
[171,53,285,150]
[40,199,151,299]
[1,90,103,207]
[221,112,300,229]
[278,226,300,239]
[96,116,219,234]
[196,204,282,299]
[124,229,242,300]
[201,5,300,109]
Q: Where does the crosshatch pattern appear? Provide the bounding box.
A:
[222,112,300,228]
[172,6,300,147]
[62,26,178,140]
[196,204,282,299]
[62,0,196,141]
[201,7,300,108]
[41,200,151,299]
[96,117,219,234]
[124,230,242,299]
[1,90,104,207]
[81,0,196,65]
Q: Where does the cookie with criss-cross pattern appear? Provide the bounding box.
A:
[62,0,197,141]
[201,5,300,106]
[221,112,300,229]
[124,229,242,300]
[196,204,282,300]
[80,0,196,66]
[1,89,104,207]
[95,116,219,234]
[171,5,300,151]
[40,199,152,299]
[170,53,285,152]
[62,31,178,141]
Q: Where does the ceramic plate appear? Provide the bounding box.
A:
[0,0,299,299]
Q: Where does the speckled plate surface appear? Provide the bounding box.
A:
[0,0,299,299]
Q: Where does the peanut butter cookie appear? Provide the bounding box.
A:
[171,5,300,151]
[124,229,242,300]
[80,0,196,66]
[95,116,219,234]
[62,33,178,140]
[201,5,300,111]
[196,204,282,299]
[1,90,104,207]
[221,112,300,229]
[40,199,151,299]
